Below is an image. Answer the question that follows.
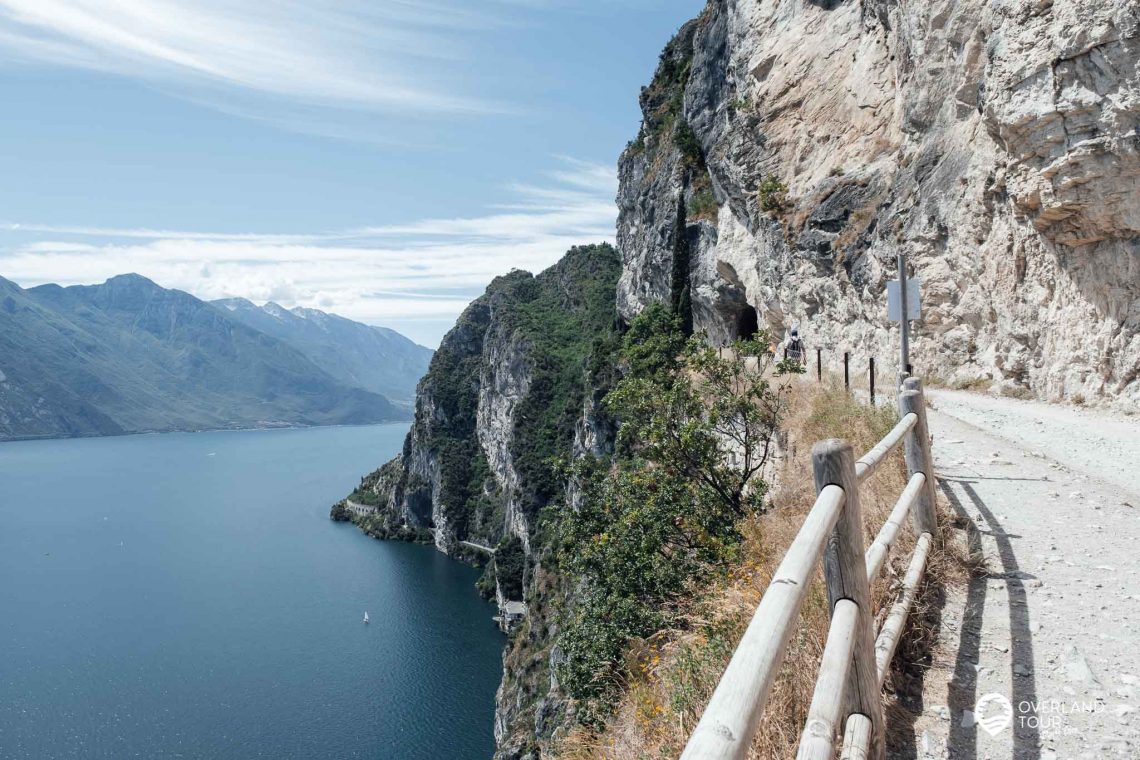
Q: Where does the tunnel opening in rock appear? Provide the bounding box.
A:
[736,305,759,340]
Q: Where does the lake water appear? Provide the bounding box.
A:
[0,424,504,760]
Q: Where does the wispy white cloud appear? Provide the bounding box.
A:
[0,159,618,346]
[0,0,516,114]
[3,223,324,244]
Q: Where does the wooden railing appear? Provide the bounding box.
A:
[680,377,940,760]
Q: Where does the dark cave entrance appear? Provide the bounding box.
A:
[736,305,759,340]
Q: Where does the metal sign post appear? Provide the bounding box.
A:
[887,252,921,384]
[898,251,910,382]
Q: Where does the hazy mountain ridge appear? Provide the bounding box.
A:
[0,274,422,440]
[214,297,432,403]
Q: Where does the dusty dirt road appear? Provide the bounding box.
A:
[900,390,1140,760]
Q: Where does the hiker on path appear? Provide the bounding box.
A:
[784,328,805,365]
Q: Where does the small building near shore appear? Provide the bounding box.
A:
[495,601,527,633]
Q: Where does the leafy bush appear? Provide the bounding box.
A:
[672,119,703,165]
[556,592,664,726]
[688,187,717,220]
[776,357,807,375]
[553,311,790,717]
[493,535,527,600]
[758,175,789,215]
[617,304,687,381]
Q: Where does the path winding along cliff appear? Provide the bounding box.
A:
[338,2,1139,757]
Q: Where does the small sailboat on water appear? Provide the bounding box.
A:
[363,611,370,624]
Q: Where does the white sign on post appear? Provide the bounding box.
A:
[887,277,921,322]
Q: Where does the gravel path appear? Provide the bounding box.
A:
[927,390,1140,498]
[900,390,1140,760]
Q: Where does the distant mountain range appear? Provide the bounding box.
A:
[0,274,432,441]
[213,297,431,403]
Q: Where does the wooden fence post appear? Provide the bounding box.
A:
[817,348,822,382]
[812,440,885,760]
[869,358,876,403]
[899,379,939,544]
[843,353,850,392]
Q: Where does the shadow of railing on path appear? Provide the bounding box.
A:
[938,476,1041,760]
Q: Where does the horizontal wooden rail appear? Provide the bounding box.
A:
[682,378,940,760]
[864,472,926,580]
[680,485,846,760]
[875,532,933,687]
[854,412,917,484]
[796,599,859,760]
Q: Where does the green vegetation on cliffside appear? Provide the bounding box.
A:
[550,306,788,724]
[333,244,622,552]
[507,247,623,512]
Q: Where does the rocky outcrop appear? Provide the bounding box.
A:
[477,311,533,554]
[617,0,1140,405]
[335,245,622,759]
[345,246,621,551]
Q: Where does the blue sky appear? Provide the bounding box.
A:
[0,0,699,346]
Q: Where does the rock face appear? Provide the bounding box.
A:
[336,245,622,758]
[345,246,620,554]
[618,0,1139,404]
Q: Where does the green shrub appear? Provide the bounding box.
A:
[493,535,527,600]
[617,303,686,382]
[688,187,717,220]
[776,357,807,375]
[673,119,703,165]
[553,310,788,716]
[758,175,788,215]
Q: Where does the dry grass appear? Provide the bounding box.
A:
[951,377,990,392]
[552,381,963,759]
[832,204,879,253]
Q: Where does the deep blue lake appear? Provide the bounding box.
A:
[0,424,504,759]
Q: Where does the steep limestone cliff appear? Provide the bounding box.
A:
[341,245,620,556]
[618,0,1139,404]
[335,245,621,757]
